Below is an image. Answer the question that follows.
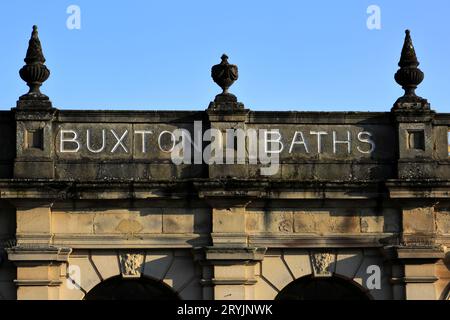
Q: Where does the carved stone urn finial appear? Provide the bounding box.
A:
[208,54,244,111]
[19,25,51,101]
[393,29,430,111]
[211,54,238,95]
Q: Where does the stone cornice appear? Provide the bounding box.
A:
[248,234,397,248]
[56,109,207,123]
[382,245,445,262]
[386,179,450,199]
[193,246,267,265]
[6,245,72,262]
[48,233,210,249]
[0,179,448,200]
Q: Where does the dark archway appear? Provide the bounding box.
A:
[275,275,371,300]
[84,276,180,300]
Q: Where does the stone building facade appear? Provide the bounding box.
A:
[0,26,449,300]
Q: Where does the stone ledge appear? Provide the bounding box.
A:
[391,276,439,284]
[201,278,258,286]
[13,279,63,287]
[383,245,445,261]
[248,234,396,248]
[193,246,266,264]
[6,245,72,262]
[0,179,447,200]
[50,233,211,249]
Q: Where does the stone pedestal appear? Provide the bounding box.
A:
[206,99,250,179]
[13,101,57,179]
[392,109,436,179]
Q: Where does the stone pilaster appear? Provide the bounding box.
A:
[383,246,444,300]
[196,163,266,299]
[6,245,71,300]
[194,247,266,300]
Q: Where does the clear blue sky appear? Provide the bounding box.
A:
[0,0,449,112]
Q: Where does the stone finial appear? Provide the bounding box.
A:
[212,54,238,95]
[19,25,51,102]
[208,54,244,111]
[393,30,430,111]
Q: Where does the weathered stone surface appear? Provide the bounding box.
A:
[283,249,312,279]
[52,211,94,234]
[359,208,400,233]
[214,265,247,279]
[215,284,246,300]
[18,286,59,300]
[67,254,101,293]
[260,255,294,291]
[436,208,450,234]
[294,210,327,234]
[360,213,384,233]
[293,209,360,234]
[254,275,279,300]
[403,207,435,234]
[162,208,209,234]
[92,209,162,234]
[143,251,173,280]
[17,206,51,235]
[59,283,85,300]
[163,256,198,292]
[213,208,246,233]
[266,211,294,233]
[406,283,436,300]
[91,251,120,281]
[335,250,363,279]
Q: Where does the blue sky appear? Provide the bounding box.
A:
[0,0,449,112]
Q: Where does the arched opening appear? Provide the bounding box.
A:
[84,276,180,300]
[275,275,371,300]
[440,282,450,300]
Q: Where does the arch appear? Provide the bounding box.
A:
[275,274,372,300]
[440,282,450,300]
[84,275,180,300]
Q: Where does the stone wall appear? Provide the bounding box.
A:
[0,202,16,300]
[246,203,400,235]
[2,108,449,300]
[48,200,211,249]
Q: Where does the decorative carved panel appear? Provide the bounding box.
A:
[119,252,145,278]
[311,251,335,277]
